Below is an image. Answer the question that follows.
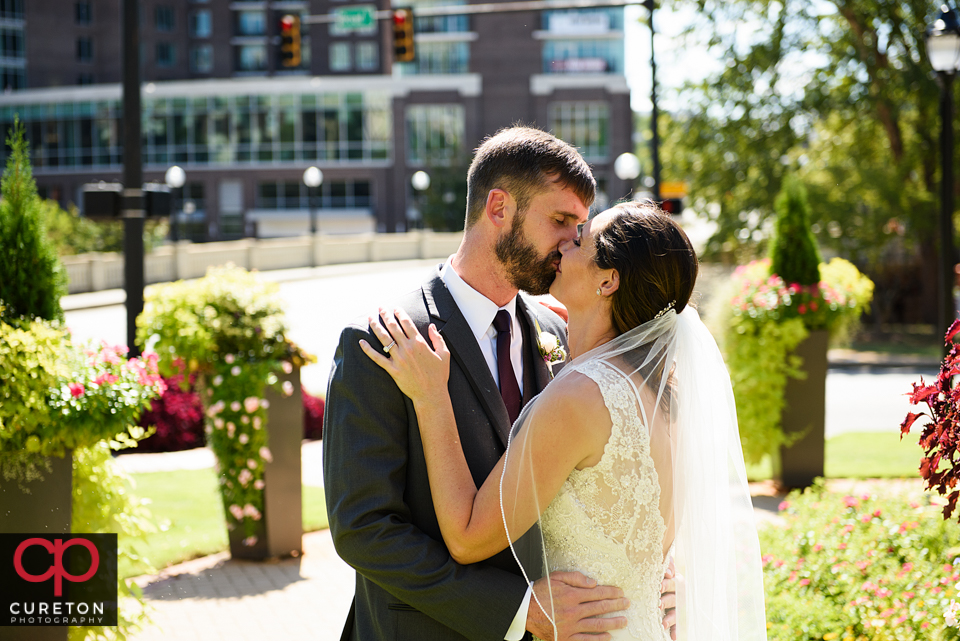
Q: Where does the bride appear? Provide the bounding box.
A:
[361,202,767,640]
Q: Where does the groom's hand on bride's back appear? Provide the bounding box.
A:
[527,571,628,641]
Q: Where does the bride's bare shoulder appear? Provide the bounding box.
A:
[537,372,611,431]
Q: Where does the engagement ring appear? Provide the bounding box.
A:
[383,341,396,354]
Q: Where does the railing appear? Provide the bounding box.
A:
[61,230,464,294]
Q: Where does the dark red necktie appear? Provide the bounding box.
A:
[493,309,522,425]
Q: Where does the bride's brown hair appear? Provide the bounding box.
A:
[592,201,699,336]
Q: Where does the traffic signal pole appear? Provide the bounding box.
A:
[122,0,144,357]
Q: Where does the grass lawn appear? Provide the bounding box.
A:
[122,468,327,579]
[745,430,924,481]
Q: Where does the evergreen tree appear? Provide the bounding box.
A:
[769,175,822,286]
[0,118,67,322]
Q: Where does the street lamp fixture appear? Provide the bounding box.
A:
[411,170,431,192]
[614,152,641,200]
[410,171,431,231]
[303,166,323,235]
[165,165,186,241]
[926,4,960,352]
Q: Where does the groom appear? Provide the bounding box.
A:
[323,127,630,640]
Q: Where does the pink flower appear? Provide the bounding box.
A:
[259,447,273,463]
[69,382,85,397]
[242,536,258,547]
[809,301,818,312]
[229,504,244,520]
[93,373,119,386]
[799,578,810,586]
[798,304,807,314]
[254,479,265,490]
[844,496,859,508]
[238,469,253,486]
[778,501,790,511]
[247,459,258,469]
[244,397,260,413]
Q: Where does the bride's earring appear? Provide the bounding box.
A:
[596,287,602,296]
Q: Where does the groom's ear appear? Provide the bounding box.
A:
[485,189,512,228]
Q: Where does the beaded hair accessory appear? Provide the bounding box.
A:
[652,300,677,321]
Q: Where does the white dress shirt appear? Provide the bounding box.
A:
[439,257,533,640]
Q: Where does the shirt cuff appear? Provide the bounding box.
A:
[505,583,533,641]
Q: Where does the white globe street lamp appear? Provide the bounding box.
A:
[165,165,186,240]
[926,4,960,353]
[411,170,431,192]
[302,167,324,234]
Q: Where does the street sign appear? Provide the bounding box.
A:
[333,5,377,33]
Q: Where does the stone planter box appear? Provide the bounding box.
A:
[0,452,72,641]
[774,330,829,490]
[228,369,303,560]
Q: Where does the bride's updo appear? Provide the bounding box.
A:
[592,201,699,335]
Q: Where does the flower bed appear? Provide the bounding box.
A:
[762,482,960,640]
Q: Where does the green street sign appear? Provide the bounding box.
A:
[333,5,377,34]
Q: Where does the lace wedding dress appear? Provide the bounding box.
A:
[536,360,672,641]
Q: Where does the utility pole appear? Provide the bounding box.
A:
[645,0,660,202]
[122,0,144,357]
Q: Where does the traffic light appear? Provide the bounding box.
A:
[393,9,415,63]
[280,14,301,68]
[660,198,683,215]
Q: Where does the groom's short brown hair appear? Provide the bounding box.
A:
[464,126,596,229]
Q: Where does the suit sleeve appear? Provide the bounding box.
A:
[322,323,530,641]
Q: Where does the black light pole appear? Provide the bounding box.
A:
[927,5,960,354]
[644,0,660,201]
[122,0,144,357]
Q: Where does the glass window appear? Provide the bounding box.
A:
[355,42,379,71]
[75,2,91,25]
[548,102,609,161]
[76,37,93,62]
[156,42,176,67]
[77,73,94,85]
[235,45,266,71]
[406,0,468,33]
[190,44,213,73]
[397,42,468,75]
[405,104,464,165]
[0,28,23,59]
[543,39,623,74]
[236,10,266,36]
[0,0,22,20]
[190,10,211,38]
[155,6,175,32]
[257,180,372,209]
[330,42,351,72]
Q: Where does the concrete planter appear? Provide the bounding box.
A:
[0,452,72,641]
[228,369,303,560]
[774,330,829,490]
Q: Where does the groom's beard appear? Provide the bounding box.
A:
[495,212,560,296]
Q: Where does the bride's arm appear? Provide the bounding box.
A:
[361,308,607,564]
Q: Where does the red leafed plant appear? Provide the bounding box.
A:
[901,319,960,521]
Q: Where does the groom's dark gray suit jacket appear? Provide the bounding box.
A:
[322,266,567,641]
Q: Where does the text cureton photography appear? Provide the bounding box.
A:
[0,533,118,628]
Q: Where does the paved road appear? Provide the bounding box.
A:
[64,258,935,436]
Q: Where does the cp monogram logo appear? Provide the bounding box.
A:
[13,538,100,597]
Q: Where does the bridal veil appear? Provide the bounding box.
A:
[499,306,767,640]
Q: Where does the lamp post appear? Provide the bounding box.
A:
[642,0,660,201]
[165,165,185,241]
[411,170,431,230]
[926,4,960,352]
[614,152,641,200]
[303,166,323,235]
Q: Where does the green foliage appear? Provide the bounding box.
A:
[769,176,821,287]
[0,119,67,322]
[720,259,873,463]
[137,265,312,545]
[0,314,164,487]
[762,481,960,640]
[43,200,169,257]
[70,443,154,641]
[662,0,942,278]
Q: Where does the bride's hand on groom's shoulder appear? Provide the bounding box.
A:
[360,308,451,404]
[527,571,629,641]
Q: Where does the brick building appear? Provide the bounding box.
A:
[0,0,632,238]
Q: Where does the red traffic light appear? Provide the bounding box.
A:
[281,15,295,31]
[660,198,683,215]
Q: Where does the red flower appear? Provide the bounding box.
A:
[69,382,85,397]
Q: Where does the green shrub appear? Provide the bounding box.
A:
[137,265,312,545]
[762,482,960,641]
[0,119,67,322]
[769,175,822,287]
[44,200,169,256]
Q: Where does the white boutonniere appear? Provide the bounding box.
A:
[534,318,566,378]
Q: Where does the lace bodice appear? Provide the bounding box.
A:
[537,360,670,640]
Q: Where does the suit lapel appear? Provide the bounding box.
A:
[422,271,513,447]
[516,295,555,395]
